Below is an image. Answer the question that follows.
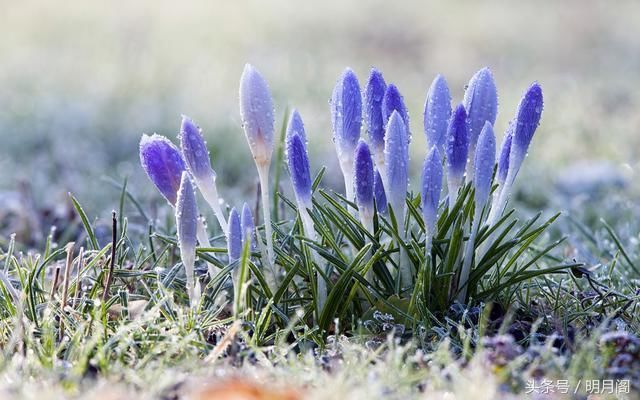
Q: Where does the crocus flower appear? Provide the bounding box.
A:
[421,146,443,231]
[488,83,543,226]
[331,68,362,203]
[286,110,325,313]
[463,68,497,179]
[364,68,387,168]
[179,115,228,233]
[176,172,199,307]
[382,84,409,130]
[384,110,411,286]
[286,110,313,209]
[473,121,497,207]
[241,202,256,250]
[239,64,275,166]
[227,207,242,263]
[139,134,186,206]
[423,75,451,156]
[354,140,374,231]
[508,82,543,182]
[421,146,443,257]
[373,169,388,215]
[239,64,275,261]
[445,104,469,197]
[384,110,409,221]
[458,121,496,303]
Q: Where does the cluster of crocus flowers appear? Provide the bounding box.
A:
[140,63,543,309]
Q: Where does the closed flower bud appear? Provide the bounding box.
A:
[463,67,498,155]
[473,121,496,206]
[227,207,242,263]
[497,123,514,186]
[374,169,388,215]
[364,68,387,163]
[423,75,451,156]
[286,111,313,208]
[421,146,443,236]
[331,68,362,160]
[509,82,543,180]
[445,104,470,196]
[179,115,215,183]
[241,202,256,250]
[139,134,186,206]
[176,172,199,255]
[354,140,374,217]
[382,84,409,129]
[239,64,275,166]
[384,111,409,218]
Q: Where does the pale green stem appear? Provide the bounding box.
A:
[457,204,482,304]
[257,164,274,263]
[199,178,228,234]
[299,205,326,316]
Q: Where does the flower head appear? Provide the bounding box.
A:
[374,169,387,215]
[473,121,497,206]
[239,64,275,166]
[382,84,409,129]
[286,110,313,208]
[463,67,498,153]
[421,146,443,235]
[509,82,543,180]
[384,111,409,217]
[227,207,242,263]
[241,202,256,250]
[139,134,186,206]
[331,68,362,159]
[176,172,199,258]
[354,140,374,216]
[423,74,451,156]
[445,104,470,195]
[179,116,215,183]
[364,68,387,156]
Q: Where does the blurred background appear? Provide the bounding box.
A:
[1,0,640,246]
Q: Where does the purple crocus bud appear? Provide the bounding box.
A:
[176,172,199,256]
[364,68,387,163]
[286,111,313,209]
[354,140,374,218]
[287,108,307,142]
[423,75,451,155]
[331,68,362,162]
[473,121,496,207]
[421,146,443,235]
[445,104,469,196]
[239,64,275,166]
[241,202,255,250]
[508,82,543,181]
[227,207,242,263]
[384,110,409,218]
[179,116,215,182]
[373,169,388,215]
[382,84,409,129]
[176,172,199,305]
[463,68,498,157]
[497,123,514,186]
[139,134,186,206]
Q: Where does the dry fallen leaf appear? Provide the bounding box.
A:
[189,378,303,400]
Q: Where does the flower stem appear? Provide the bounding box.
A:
[257,165,274,262]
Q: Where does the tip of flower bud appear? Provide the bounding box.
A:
[446,104,470,187]
[354,140,374,213]
[421,146,443,232]
[473,121,496,206]
[463,67,498,147]
[227,207,242,262]
[179,115,215,182]
[382,84,409,129]
[424,74,452,156]
[241,202,256,250]
[364,68,387,152]
[286,113,313,207]
[331,68,362,155]
[239,64,275,165]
